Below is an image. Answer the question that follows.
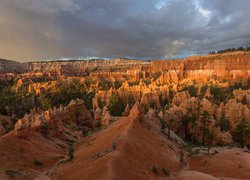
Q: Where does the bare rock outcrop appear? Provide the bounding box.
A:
[140,92,160,111]
[129,102,144,121]
[217,131,233,145]
[200,98,214,115]
[66,99,93,130]
[224,99,249,129]
[172,91,190,106]
[14,99,93,138]
[122,104,130,116]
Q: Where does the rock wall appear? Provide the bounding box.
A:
[0,59,27,74]
[152,52,250,81]
[14,99,93,138]
[25,58,151,76]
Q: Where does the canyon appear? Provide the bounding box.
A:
[0,52,250,179]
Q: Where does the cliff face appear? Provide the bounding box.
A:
[14,99,93,138]
[0,59,27,74]
[24,58,151,76]
[152,52,250,81]
[19,52,250,81]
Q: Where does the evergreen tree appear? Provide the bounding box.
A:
[108,92,124,116]
[232,117,250,148]
[220,110,230,131]
[200,111,211,144]
[128,95,136,108]
[167,118,174,138]
[187,85,198,97]
[242,95,248,105]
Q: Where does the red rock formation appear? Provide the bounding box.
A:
[129,102,144,121]
[122,104,130,116]
[152,52,250,81]
[172,91,190,106]
[14,99,93,138]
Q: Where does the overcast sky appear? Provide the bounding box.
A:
[0,0,250,61]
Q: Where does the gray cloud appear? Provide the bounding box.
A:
[0,0,250,61]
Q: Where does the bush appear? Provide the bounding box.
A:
[5,169,20,178]
[84,92,95,110]
[151,166,159,175]
[68,145,74,161]
[98,97,105,109]
[128,95,136,108]
[98,81,112,90]
[242,95,248,105]
[187,85,198,97]
[33,159,43,166]
[108,92,124,116]
[113,80,122,89]
[162,168,170,176]
[159,93,168,109]
[41,122,49,137]
[210,86,230,103]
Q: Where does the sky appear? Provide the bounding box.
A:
[0,0,250,61]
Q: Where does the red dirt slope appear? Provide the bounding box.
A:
[52,103,185,179]
[0,131,66,179]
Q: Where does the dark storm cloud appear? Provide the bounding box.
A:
[0,0,250,61]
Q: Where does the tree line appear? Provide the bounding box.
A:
[209,46,250,54]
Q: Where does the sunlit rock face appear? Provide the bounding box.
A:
[172,91,190,106]
[152,52,250,81]
[13,99,93,138]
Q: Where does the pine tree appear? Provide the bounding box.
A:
[167,118,174,138]
[200,111,211,144]
[242,95,248,105]
[108,92,124,116]
[232,117,250,148]
[220,110,230,131]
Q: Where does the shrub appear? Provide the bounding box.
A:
[151,166,159,175]
[40,122,49,137]
[84,92,95,110]
[108,92,124,116]
[159,93,168,109]
[95,119,102,131]
[97,97,106,109]
[5,169,20,178]
[242,95,248,105]
[179,151,185,164]
[128,95,136,108]
[162,168,170,176]
[33,159,43,166]
[68,145,74,161]
[187,85,198,97]
[113,80,123,89]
